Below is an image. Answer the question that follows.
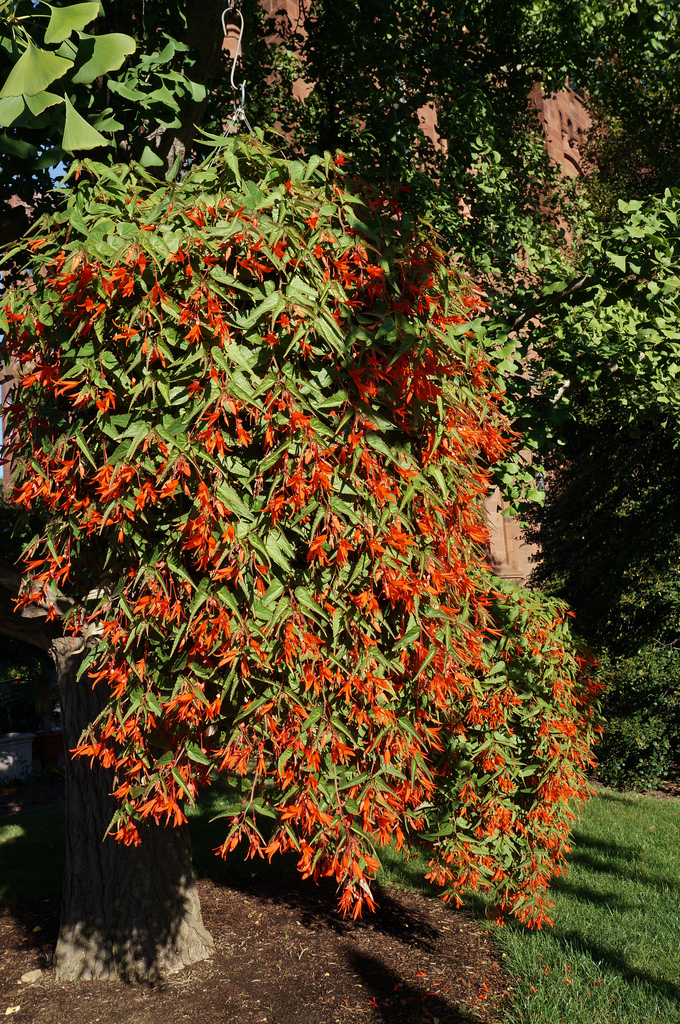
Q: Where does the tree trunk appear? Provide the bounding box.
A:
[50,637,214,981]
[154,0,230,177]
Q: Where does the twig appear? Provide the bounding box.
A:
[507,273,596,335]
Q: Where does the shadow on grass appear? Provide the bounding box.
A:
[3,784,678,1015]
[556,930,680,1007]
[456,822,680,1014]
[567,832,680,895]
[0,802,65,903]
[0,802,65,967]
[549,876,631,909]
[594,789,639,807]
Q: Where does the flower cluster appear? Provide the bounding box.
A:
[2,138,601,924]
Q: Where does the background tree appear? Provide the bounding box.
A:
[526,399,680,790]
[575,0,680,222]
[496,0,680,791]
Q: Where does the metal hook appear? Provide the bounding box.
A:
[208,4,253,163]
[221,4,246,103]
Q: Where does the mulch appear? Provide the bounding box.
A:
[638,772,680,802]
[0,774,514,1024]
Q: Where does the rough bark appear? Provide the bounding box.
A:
[155,0,231,178]
[0,589,60,650]
[0,560,63,650]
[50,636,215,981]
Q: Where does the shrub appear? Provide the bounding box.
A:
[596,647,680,790]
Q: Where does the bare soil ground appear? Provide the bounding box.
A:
[0,775,514,1024]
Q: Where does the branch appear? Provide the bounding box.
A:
[0,559,73,650]
[0,560,22,595]
[507,274,596,336]
[0,589,61,651]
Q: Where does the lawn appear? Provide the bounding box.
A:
[490,788,680,1023]
[1,781,679,1023]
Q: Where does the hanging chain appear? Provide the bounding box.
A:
[219,2,254,137]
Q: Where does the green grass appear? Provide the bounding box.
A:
[1,783,679,1023]
[488,788,680,1023]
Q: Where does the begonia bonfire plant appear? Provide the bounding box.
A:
[1,136,601,926]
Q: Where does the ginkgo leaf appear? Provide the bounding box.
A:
[62,94,107,151]
[139,144,164,168]
[0,132,38,158]
[71,32,136,84]
[0,40,72,98]
[0,90,63,127]
[43,2,100,45]
[0,94,23,127]
[607,250,627,273]
[25,89,64,116]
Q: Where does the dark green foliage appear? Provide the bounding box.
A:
[0,499,55,733]
[596,649,680,791]
[529,409,680,657]
[0,636,54,733]
[528,401,680,788]
[576,0,680,221]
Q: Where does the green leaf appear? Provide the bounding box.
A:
[139,144,164,168]
[217,482,254,521]
[44,2,100,44]
[0,94,24,127]
[264,532,293,571]
[106,79,142,102]
[186,742,213,766]
[184,78,206,103]
[73,425,97,468]
[224,146,241,183]
[235,291,285,330]
[316,390,348,410]
[295,588,330,623]
[0,132,37,158]
[0,88,65,127]
[25,89,64,117]
[0,40,73,98]
[278,748,293,775]
[62,94,107,151]
[414,645,438,680]
[171,766,195,802]
[607,250,627,273]
[71,32,136,84]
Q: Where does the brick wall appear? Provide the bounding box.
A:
[482,84,590,584]
[529,83,591,178]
